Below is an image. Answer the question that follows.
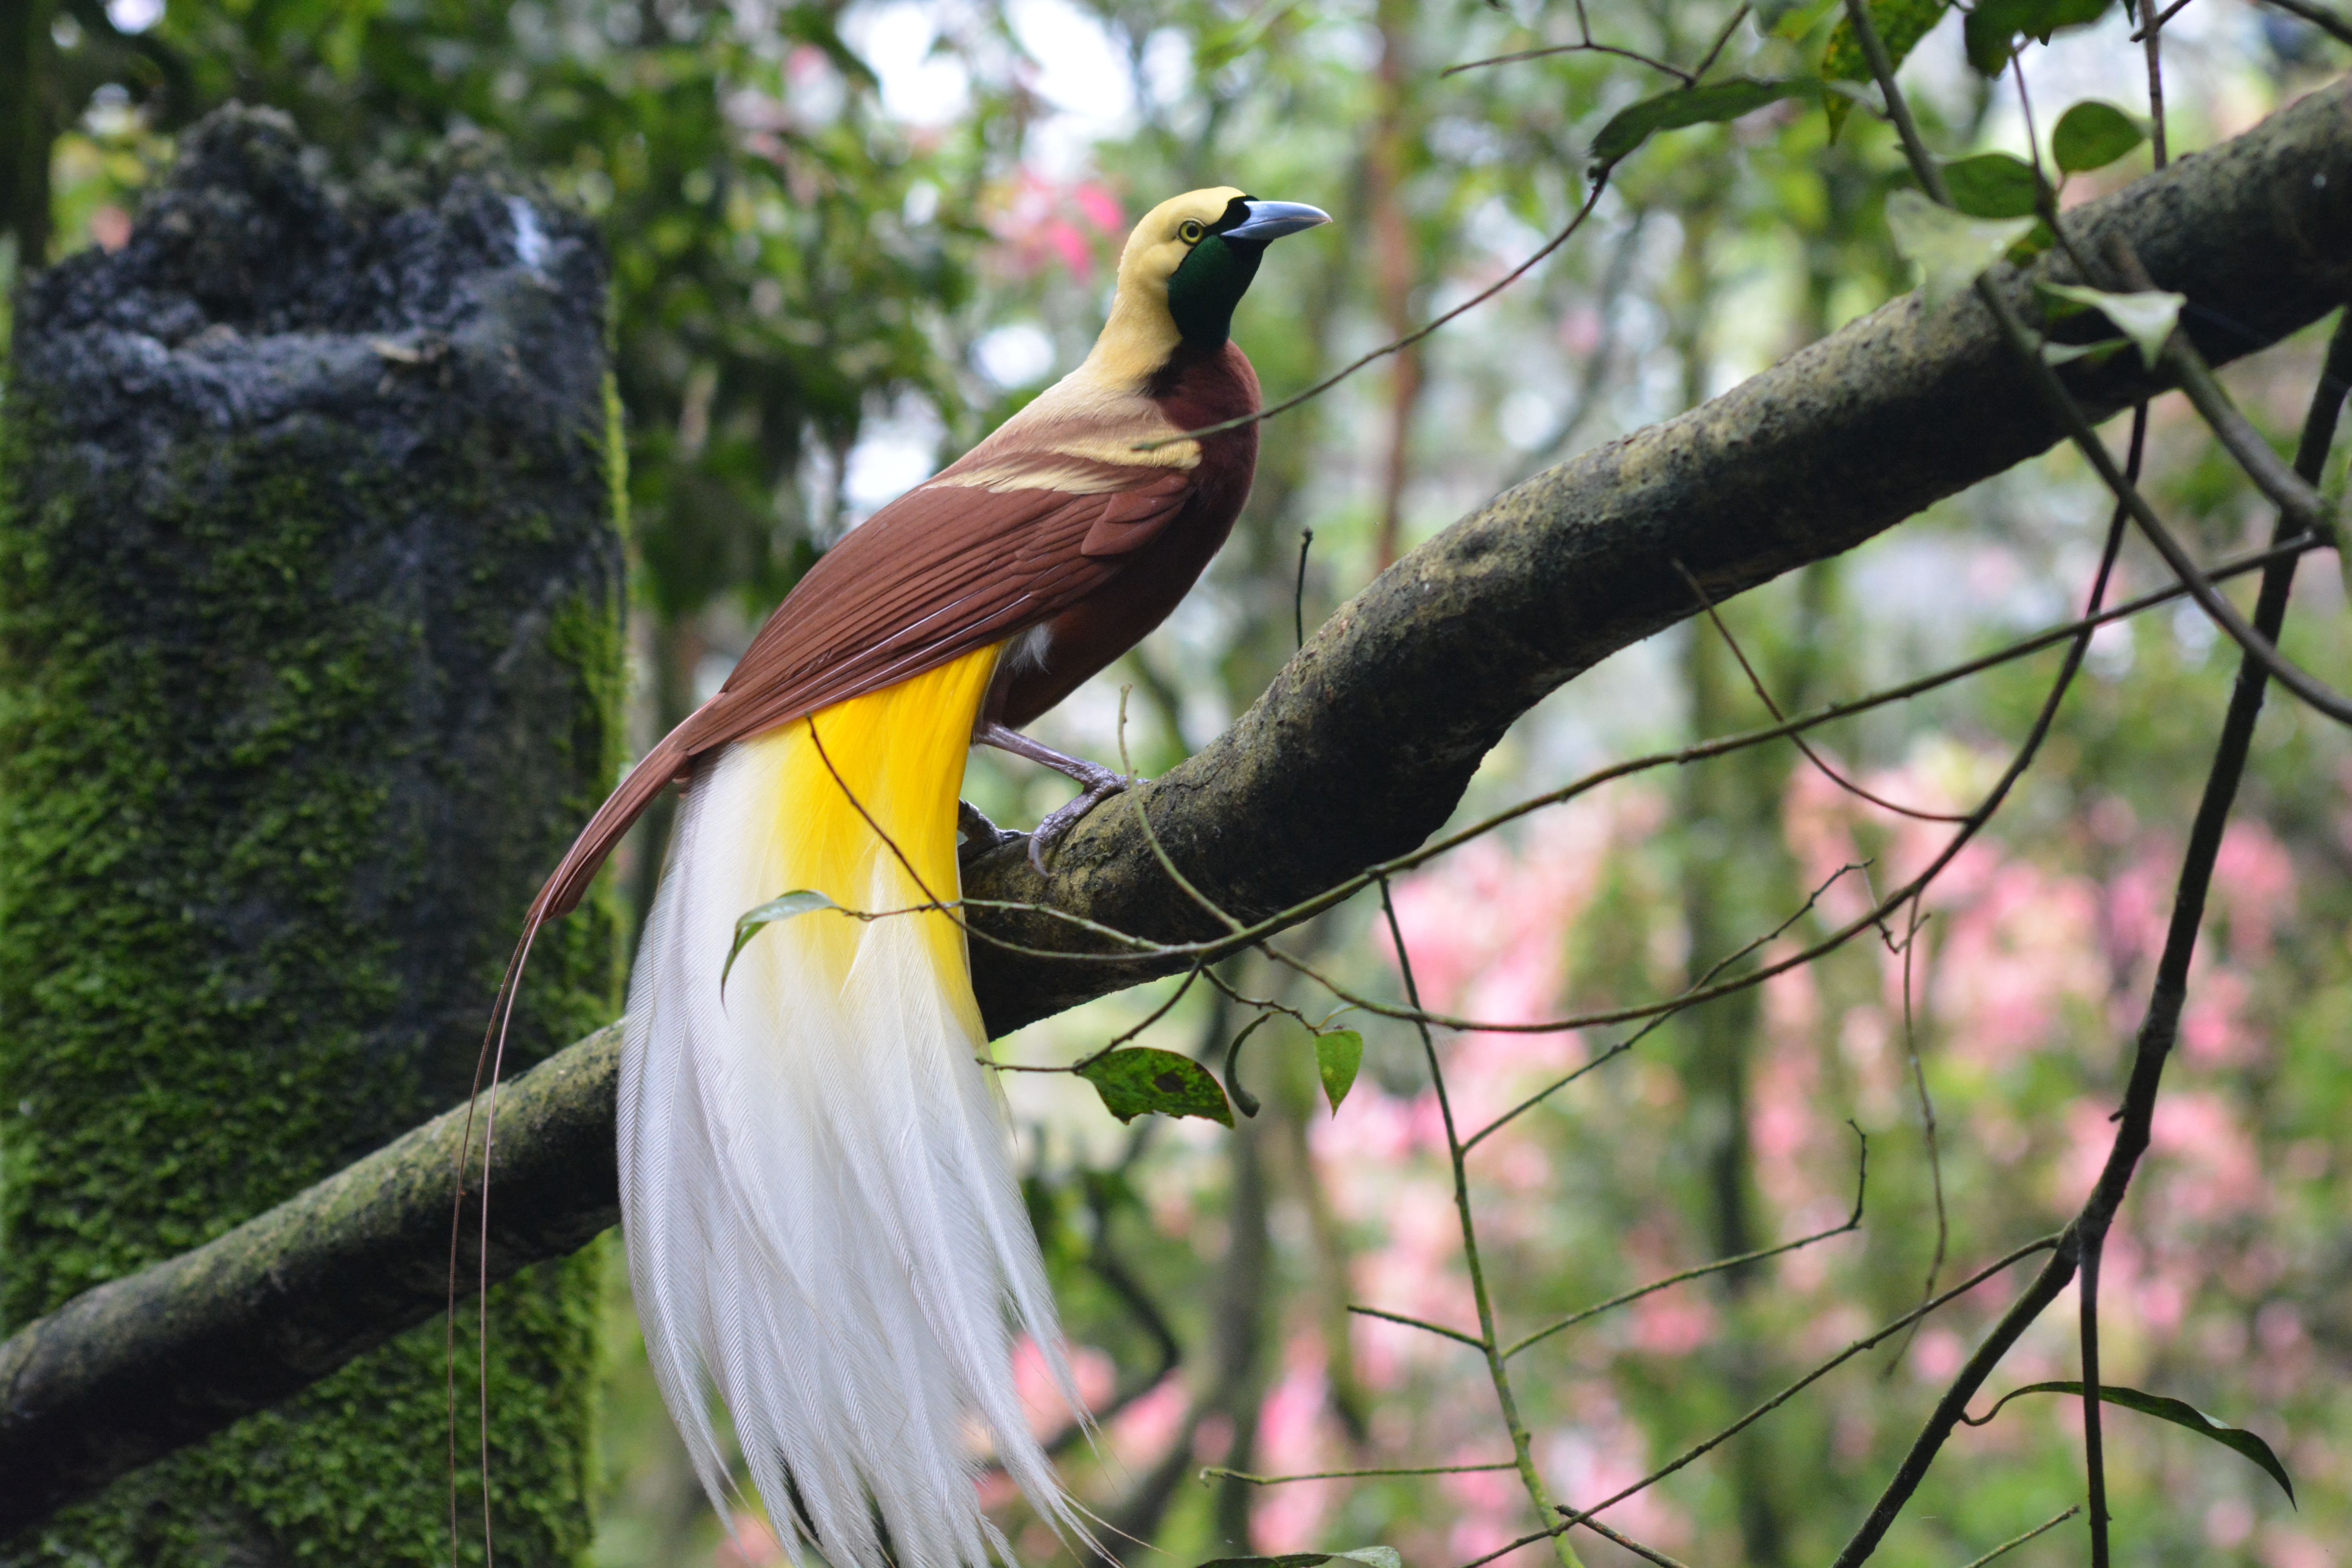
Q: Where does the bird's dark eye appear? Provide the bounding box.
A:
[1177,219,1206,243]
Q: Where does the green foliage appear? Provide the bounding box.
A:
[1941,152,2042,218]
[1315,1029,1364,1112]
[1201,1550,1402,1568]
[2051,99,2147,172]
[1964,0,2118,74]
[1885,189,2036,306]
[1078,1047,1235,1127]
[34,0,984,635]
[1590,77,1820,171]
[722,889,837,992]
[1820,0,1952,133]
[1963,1381,2297,1504]
[2040,281,2185,367]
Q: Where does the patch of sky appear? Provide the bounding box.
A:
[842,392,947,521]
[105,0,162,31]
[975,322,1058,389]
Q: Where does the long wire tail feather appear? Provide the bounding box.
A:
[447,906,548,1568]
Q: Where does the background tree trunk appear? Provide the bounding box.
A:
[0,106,625,1564]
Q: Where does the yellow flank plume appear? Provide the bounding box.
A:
[738,643,1000,1016]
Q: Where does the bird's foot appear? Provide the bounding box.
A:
[973,721,1134,874]
[956,800,1026,867]
[1027,773,1129,874]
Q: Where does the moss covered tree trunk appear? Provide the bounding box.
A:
[0,107,624,1564]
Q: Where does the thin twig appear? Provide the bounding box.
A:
[1959,1506,2084,1568]
[1504,1124,1867,1359]
[2129,0,2197,41]
[1676,560,1967,822]
[1824,11,2352,1556]
[1460,863,1870,1148]
[1444,39,1695,80]
[1133,176,1613,452]
[1381,878,1586,1568]
[2256,0,2352,46]
[1566,1514,1694,1568]
[1294,527,1314,650]
[1202,1460,1517,1486]
[1345,1304,1488,1351]
[1452,1235,2064,1568]
[1691,3,1753,79]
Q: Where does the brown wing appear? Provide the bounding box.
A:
[530,464,1195,919]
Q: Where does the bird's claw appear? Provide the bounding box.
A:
[956,800,1026,867]
[1027,775,1130,875]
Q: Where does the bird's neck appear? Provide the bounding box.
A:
[1076,290,1185,392]
[1144,338,1260,436]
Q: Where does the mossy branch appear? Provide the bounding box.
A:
[2,81,2349,1538]
[0,1027,621,1538]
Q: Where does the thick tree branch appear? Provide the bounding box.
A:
[2,81,2348,1538]
[0,1027,621,1538]
[966,80,2352,1029]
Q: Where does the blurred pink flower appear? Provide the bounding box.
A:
[1931,857,2104,1071]
[1632,1290,1715,1357]
[2148,1092,2269,1223]
[1011,1336,1112,1437]
[2212,820,2296,961]
[2259,1525,2332,1568]
[1255,1343,1341,1551]
[717,1514,786,1567]
[989,172,1126,280]
[1109,1379,1189,1469]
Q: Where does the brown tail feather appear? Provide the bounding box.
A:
[532,729,695,923]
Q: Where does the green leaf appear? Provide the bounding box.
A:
[1758,0,1841,37]
[1964,0,2115,74]
[1942,153,2042,218]
[1201,1551,1401,1568]
[1886,191,2037,309]
[1821,0,1954,135]
[1966,1381,2294,1504]
[2041,338,2130,368]
[2051,100,2147,172]
[1078,1048,1234,1127]
[1590,77,1819,170]
[722,890,838,992]
[1315,1029,1365,1113]
[2040,282,2185,368]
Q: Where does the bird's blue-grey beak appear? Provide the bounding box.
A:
[1222,199,1332,243]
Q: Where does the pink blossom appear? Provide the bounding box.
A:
[2148,1093,2269,1222]
[2212,820,2296,960]
[1011,1337,1112,1437]
[987,171,1123,280]
[717,1514,786,1567]
[2259,1525,2334,1568]
[1909,1326,1966,1384]
[1071,183,1124,233]
[1632,1291,1715,1357]
[2206,1497,2256,1548]
[1109,1379,1189,1468]
[1254,1347,1339,1551]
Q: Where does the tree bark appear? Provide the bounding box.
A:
[0,107,626,1562]
[1,80,2347,1542]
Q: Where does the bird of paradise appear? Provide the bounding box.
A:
[517,187,1327,1565]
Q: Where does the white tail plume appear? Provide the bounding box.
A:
[619,648,1086,1568]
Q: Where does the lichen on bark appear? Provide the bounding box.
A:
[0,106,624,1564]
